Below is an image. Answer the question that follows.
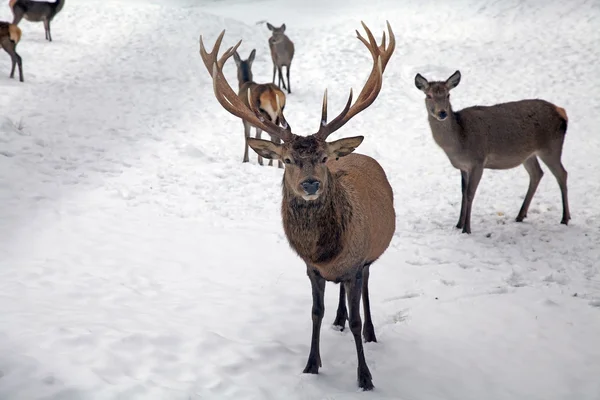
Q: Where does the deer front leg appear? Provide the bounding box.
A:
[346,270,374,390]
[361,263,376,343]
[516,156,543,222]
[278,66,287,91]
[332,283,347,330]
[272,63,276,84]
[456,170,468,229]
[43,19,51,42]
[303,266,325,374]
[286,64,291,94]
[462,164,484,234]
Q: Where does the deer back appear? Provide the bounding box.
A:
[268,35,294,66]
[238,82,286,124]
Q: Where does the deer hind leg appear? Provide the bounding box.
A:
[332,283,347,331]
[456,170,468,229]
[11,8,24,25]
[43,19,51,41]
[285,64,291,94]
[516,156,544,222]
[462,164,484,234]
[1,39,22,82]
[268,135,283,168]
[255,127,264,166]
[272,63,276,84]
[303,266,325,374]
[242,121,251,163]
[538,147,570,225]
[345,269,374,390]
[361,263,376,343]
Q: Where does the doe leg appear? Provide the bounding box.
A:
[272,63,276,84]
[361,264,376,343]
[255,128,264,166]
[538,149,570,224]
[332,284,347,330]
[456,170,468,229]
[286,64,291,94]
[345,270,374,390]
[242,121,251,163]
[278,66,287,91]
[43,19,52,42]
[303,266,325,374]
[462,164,484,234]
[516,156,544,222]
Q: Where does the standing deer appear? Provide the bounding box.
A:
[266,22,294,94]
[0,21,23,82]
[10,0,66,42]
[414,70,571,234]
[200,21,396,390]
[232,48,286,168]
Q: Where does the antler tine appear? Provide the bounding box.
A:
[320,89,328,127]
[314,22,393,140]
[200,30,294,142]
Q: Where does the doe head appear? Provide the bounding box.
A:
[248,135,364,201]
[414,70,461,121]
[233,49,256,83]
[267,22,286,36]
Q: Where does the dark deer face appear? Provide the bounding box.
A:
[233,49,256,84]
[415,70,461,121]
[247,135,364,201]
[267,22,287,38]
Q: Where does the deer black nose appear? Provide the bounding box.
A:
[438,111,448,120]
[301,179,320,195]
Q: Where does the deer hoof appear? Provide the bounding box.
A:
[357,368,374,391]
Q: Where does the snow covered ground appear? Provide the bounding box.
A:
[1,0,599,398]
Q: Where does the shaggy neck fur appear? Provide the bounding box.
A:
[281,169,352,266]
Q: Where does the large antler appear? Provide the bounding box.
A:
[314,21,396,140]
[199,30,294,142]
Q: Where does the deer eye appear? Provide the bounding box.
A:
[321,156,328,164]
[284,158,292,164]
[426,94,432,99]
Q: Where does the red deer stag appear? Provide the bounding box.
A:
[199,21,396,390]
[415,71,570,234]
[266,22,294,94]
[10,0,66,42]
[233,48,286,168]
[0,21,23,82]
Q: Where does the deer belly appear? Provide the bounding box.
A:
[485,153,530,170]
[24,14,44,22]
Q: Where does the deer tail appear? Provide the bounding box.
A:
[8,24,21,44]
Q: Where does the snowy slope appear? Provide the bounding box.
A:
[1,0,599,399]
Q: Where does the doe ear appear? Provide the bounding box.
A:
[248,49,256,65]
[327,136,364,159]
[414,73,429,92]
[266,22,275,31]
[445,70,461,89]
[280,23,286,32]
[233,51,242,66]
[247,138,282,160]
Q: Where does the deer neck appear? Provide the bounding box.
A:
[428,108,463,150]
[237,66,253,90]
[281,170,352,267]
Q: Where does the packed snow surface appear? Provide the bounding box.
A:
[1,0,599,399]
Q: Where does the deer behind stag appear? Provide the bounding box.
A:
[200,21,396,390]
[266,22,294,94]
[232,48,286,168]
[0,21,23,82]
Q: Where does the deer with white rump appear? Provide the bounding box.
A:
[200,21,396,390]
[232,48,286,168]
[0,21,23,82]
[415,70,571,234]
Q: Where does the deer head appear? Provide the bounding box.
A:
[415,70,461,121]
[199,22,395,201]
[232,49,255,87]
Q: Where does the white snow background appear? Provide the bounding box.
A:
[1,0,599,399]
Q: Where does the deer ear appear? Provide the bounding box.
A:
[248,49,256,65]
[280,23,286,32]
[414,73,429,91]
[233,51,241,66]
[327,136,364,159]
[266,22,275,31]
[247,138,282,160]
[445,70,461,89]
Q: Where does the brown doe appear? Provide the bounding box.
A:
[200,21,396,390]
[0,21,23,82]
[10,0,66,42]
[415,70,570,234]
[232,48,286,168]
[266,22,294,94]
